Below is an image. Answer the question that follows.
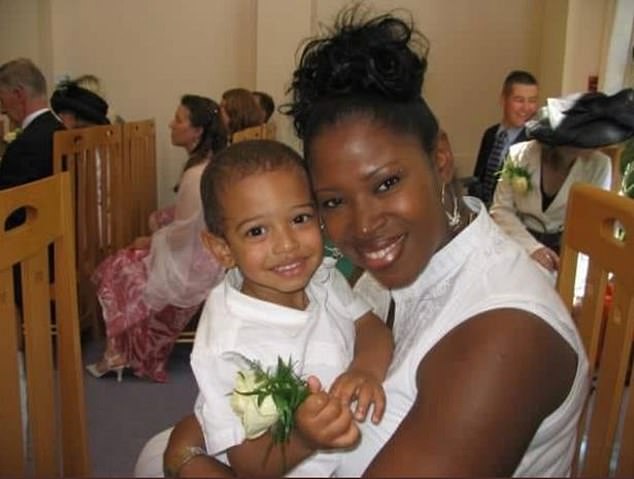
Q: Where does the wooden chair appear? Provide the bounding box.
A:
[0,173,90,476]
[556,183,634,477]
[54,124,123,335]
[123,119,157,239]
[231,122,276,144]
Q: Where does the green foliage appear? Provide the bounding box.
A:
[238,357,309,443]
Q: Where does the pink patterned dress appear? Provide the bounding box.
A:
[92,161,223,382]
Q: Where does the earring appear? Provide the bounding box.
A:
[441,183,461,229]
[324,242,343,260]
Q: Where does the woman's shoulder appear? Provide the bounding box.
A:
[508,139,540,164]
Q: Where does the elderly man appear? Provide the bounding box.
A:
[0,58,63,195]
[472,70,539,206]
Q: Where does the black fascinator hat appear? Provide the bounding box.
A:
[51,81,110,125]
[526,88,634,148]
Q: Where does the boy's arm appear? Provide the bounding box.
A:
[350,311,394,381]
[330,311,394,423]
[227,381,359,477]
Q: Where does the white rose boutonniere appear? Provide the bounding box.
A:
[231,357,309,443]
[499,160,533,195]
[3,127,22,144]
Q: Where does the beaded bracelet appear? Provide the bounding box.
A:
[163,446,207,478]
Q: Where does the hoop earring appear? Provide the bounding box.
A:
[441,183,461,229]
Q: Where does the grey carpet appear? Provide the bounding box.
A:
[82,338,197,477]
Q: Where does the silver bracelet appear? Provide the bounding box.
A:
[164,446,207,478]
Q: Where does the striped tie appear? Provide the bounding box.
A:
[482,129,508,206]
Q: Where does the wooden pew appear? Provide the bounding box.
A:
[0,173,90,476]
[123,119,158,239]
[54,124,124,335]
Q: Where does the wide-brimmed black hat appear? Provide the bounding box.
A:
[526,88,634,148]
[51,81,110,125]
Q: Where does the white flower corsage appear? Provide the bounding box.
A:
[498,161,533,195]
[231,357,308,443]
[3,128,22,144]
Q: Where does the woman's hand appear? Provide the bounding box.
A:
[295,376,360,450]
[530,246,560,272]
[329,368,386,423]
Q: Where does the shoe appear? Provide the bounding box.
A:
[85,354,128,382]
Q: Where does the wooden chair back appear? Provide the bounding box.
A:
[557,183,634,477]
[231,122,276,144]
[123,119,157,239]
[0,173,90,476]
[54,125,123,334]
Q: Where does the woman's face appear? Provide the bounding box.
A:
[309,118,451,289]
[169,105,201,152]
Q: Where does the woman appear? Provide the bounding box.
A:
[50,80,110,128]
[219,88,265,142]
[88,95,226,383]
[143,10,588,477]
[489,90,634,273]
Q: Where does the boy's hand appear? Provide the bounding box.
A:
[295,376,360,450]
[330,369,386,424]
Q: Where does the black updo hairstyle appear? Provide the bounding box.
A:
[181,94,228,171]
[285,5,439,160]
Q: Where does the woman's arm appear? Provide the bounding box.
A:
[363,309,577,477]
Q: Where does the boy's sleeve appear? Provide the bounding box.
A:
[322,260,372,321]
[352,272,392,322]
[191,348,248,456]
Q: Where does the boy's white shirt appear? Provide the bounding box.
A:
[191,258,370,476]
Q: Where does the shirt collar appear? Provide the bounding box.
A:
[22,108,49,129]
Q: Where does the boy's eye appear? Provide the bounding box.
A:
[246,226,264,237]
[377,176,400,192]
[293,213,313,224]
[320,197,343,209]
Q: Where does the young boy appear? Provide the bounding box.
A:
[189,139,393,477]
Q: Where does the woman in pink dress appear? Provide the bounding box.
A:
[87,95,227,382]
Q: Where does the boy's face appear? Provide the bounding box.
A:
[204,167,323,309]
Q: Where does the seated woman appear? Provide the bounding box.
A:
[87,95,227,383]
[219,88,265,143]
[490,90,634,274]
[73,73,125,124]
[50,80,110,128]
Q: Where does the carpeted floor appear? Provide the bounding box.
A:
[82,338,197,477]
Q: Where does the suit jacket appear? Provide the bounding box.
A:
[0,110,64,190]
[470,123,529,200]
[1,110,64,228]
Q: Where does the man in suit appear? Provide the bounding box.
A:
[0,58,63,201]
[471,70,539,206]
[0,58,63,306]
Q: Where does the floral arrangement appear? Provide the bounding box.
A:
[231,357,309,443]
[498,160,533,195]
[3,127,22,144]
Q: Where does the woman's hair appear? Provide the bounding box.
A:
[74,74,105,98]
[181,94,227,171]
[284,6,439,160]
[253,91,275,122]
[200,139,307,236]
[221,88,265,135]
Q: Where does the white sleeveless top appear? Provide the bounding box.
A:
[344,198,589,477]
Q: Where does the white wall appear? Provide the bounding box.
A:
[49,0,257,206]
